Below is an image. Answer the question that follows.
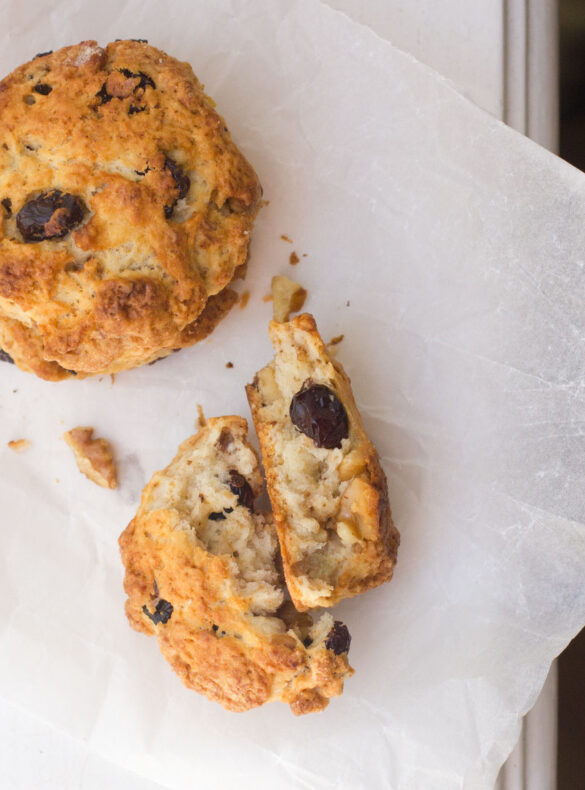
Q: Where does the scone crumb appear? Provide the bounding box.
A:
[196,404,207,428]
[289,251,300,266]
[239,291,250,309]
[262,293,274,303]
[328,334,344,347]
[110,374,116,386]
[225,362,234,369]
[63,427,117,489]
[271,275,307,322]
[280,234,293,243]
[8,439,29,453]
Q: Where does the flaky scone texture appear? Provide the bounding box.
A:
[0,40,261,380]
[246,314,400,611]
[119,416,353,715]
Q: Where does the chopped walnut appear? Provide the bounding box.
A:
[271,275,307,322]
[63,427,117,489]
[8,439,29,453]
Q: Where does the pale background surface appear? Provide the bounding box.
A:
[0,1,559,788]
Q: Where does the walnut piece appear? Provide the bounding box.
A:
[63,427,117,489]
[271,275,307,322]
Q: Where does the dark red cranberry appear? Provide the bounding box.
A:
[95,82,112,105]
[0,349,14,364]
[228,470,254,510]
[33,83,52,95]
[289,380,349,449]
[1,198,11,216]
[208,511,226,521]
[142,599,173,625]
[33,50,53,59]
[118,68,155,91]
[16,190,86,242]
[324,621,351,655]
[163,157,190,218]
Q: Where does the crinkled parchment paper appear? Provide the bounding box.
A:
[1,1,585,788]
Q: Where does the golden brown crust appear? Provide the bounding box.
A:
[63,426,117,488]
[0,40,261,379]
[119,416,353,714]
[246,313,400,610]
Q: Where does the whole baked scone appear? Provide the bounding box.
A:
[246,314,400,611]
[119,416,353,714]
[0,40,261,380]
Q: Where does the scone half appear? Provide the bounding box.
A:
[119,416,353,714]
[246,314,399,611]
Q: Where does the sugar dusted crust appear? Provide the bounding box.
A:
[246,314,400,611]
[119,416,353,714]
[0,40,261,380]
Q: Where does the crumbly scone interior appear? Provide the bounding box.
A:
[142,419,283,623]
[138,417,338,646]
[251,323,374,606]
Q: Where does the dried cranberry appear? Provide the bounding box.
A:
[128,104,145,115]
[16,190,86,242]
[325,621,351,655]
[208,511,226,521]
[302,636,313,648]
[142,599,173,625]
[118,68,155,92]
[94,82,112,105]
[1,198,11,216]
[0,349,14,364]
[228,470,254,510]
[33,83,52,95]
[163,157,190,218]
[289,381,349,449]
[33,50,53,59]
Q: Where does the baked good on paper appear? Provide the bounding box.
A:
[0,39,261,380]
[119,416,353,715]
[246,314,399,611]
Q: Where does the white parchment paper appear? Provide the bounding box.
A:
[1,1,585,788]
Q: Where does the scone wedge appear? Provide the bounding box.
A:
[246,314,399,611]
[119,416,353,715]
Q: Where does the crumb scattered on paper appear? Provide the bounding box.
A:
[196,404,206,428]
[63,427,117,489]
[280,234,293,243]
[225,362,234,369]
[328,334,344,347]
[262,293,273,302]
[239,290,250,309]
[289,251,300,266]
[8,439,29,453]
[271,275,307,322]
[110,374,116,386]
[346,300,350,307]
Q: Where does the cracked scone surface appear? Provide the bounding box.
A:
[246,314,400,611]
[119,416,353,714]
[0,40,261,380]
